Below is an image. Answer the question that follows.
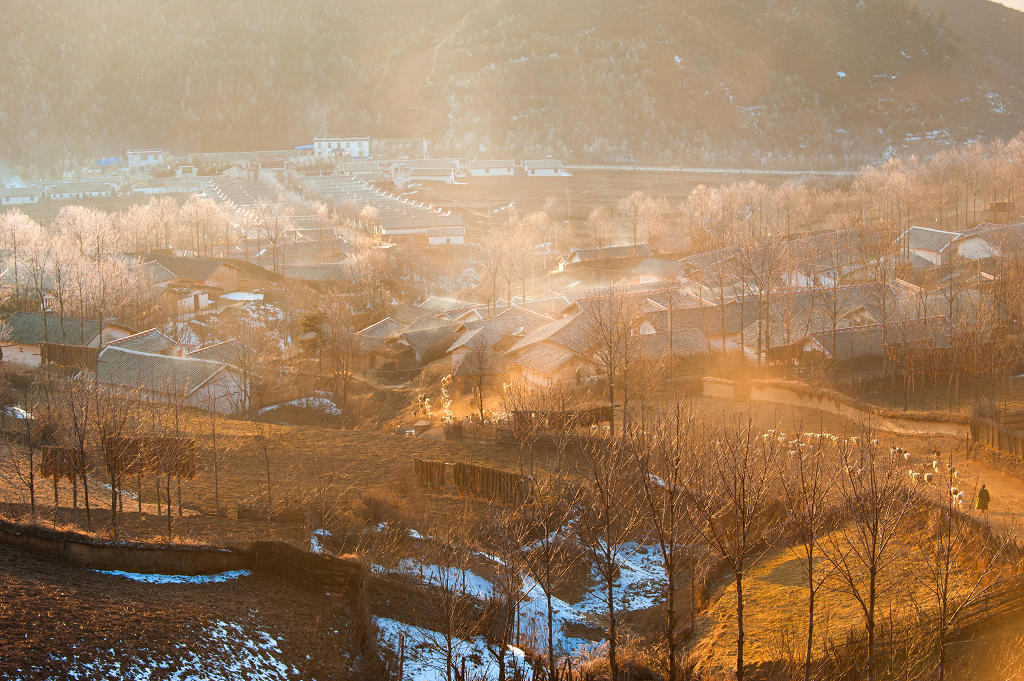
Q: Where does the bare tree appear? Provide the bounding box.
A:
[691,418,781,681]
[575,288,645,436]
[779,432,835,681]
[632,405,703,681]
[575,434,642,680]
[912,447,1008,681]
[817,434,914,681]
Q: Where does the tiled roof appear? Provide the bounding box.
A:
[568,244,652,262]
[3,312,102,346]
[187,339,244,364]
[400,323,460,362]
[511,343,581,375]
[900,226,961,253]
[97,347,230,397]
[107,328,178,354]
[145,253,229,283]
[281,263,351,282]
[453,350,507,377]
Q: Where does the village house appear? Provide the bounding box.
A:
[46,182,113,201]
[96,346,248,413]
[558,244,653,272]
[0,312,135,369]
[522,159,567,177]
[313,136,370,159]
[0,187,42,206]
[127,149,166,170]
[105,328,180,355]
[467,160,516,177]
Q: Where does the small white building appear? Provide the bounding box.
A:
[0,188,42,206]
[47,182,113,201]
[523,159,567,177]
[127,149,166,170]
[313,137,370,159]
[467,160,515,177]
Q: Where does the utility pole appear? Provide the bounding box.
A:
[565,187,572,218]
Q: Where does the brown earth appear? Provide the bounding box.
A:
[0,542,358,680]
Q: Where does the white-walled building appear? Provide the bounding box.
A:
[467,160,515,177]
[313,137,370,159]
[1,187,42,206]
[96,346,248,414]
[127,149,166,170]
[0,312,135,369]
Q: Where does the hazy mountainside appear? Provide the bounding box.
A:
[1,0,1022,173]
[432,0,1024,167]
[0,0,473,173]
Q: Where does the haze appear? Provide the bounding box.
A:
[2,2,1024,680]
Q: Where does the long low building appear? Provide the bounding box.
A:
[0,312,136,369]
[96,346,248,414]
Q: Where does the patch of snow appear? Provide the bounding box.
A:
[674,55,682,65]
[51,619,293,680]
[376,617,531,681]
[2,406,31,420]
[221,291,264,302]
[311,529,332,555]
[259,391,343,417]
[93,569,252,584]
[836,71,847,78]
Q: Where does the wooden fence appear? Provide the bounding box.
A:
[970,416,1024,458]
[413,458,448,489]
[452,462,531,505]
[40,343,99,371]
[413,457,531,505]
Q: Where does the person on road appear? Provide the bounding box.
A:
[976,484,990,515]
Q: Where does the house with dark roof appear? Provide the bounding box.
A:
[559,244,653,271]
[106,328,179,355]
[0,312,135,368]
[897,226,962,266]
[96,346,247,413]
[187,339,246,365]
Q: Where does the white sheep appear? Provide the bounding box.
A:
[911,471,923,483]
[924,472,934,483]
[932,460,941,471]
[903,451,911,460]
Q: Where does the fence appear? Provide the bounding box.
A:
[413,458,448,489]
[452,462,531,505]
[969,417,1024,458]
[413,457,531,505]
[40,343,99,371]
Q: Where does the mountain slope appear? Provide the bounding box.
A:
[0,0,1021,173]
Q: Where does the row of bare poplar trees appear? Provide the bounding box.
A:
[363,382,1016,681]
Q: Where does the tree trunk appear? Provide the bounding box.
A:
[667,562,677,681]
[608,570,618,681]
[736,571,744,681]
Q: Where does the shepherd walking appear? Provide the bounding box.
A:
[976,483,990,516]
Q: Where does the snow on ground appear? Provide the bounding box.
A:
[384,540,667,656]
[310,529,332,555]
[258,391,343,417]
[574,543,667,614]
[376,617,531,681]
[93,569,253,584]
[51,619,297,681]
[394,559,495,599]
[221,291,264,302]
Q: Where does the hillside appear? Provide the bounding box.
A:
[1,0,1023,173]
